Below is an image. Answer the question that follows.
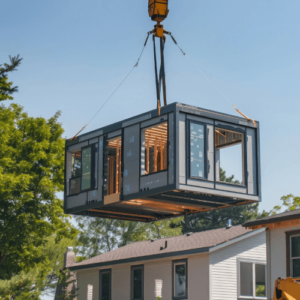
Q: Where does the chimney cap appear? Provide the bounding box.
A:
[226,219,232,229]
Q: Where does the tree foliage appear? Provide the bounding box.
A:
[0,55,22,101]
[0,104,77,279]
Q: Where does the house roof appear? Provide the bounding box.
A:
[69,225,256,271]
[243,209,300,228]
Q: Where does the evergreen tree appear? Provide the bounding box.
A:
[0,55,22,101]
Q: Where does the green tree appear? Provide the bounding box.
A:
[277,194,300,211]
[0,104,77,279]
[0,55,22,101]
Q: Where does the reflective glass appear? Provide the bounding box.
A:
[292,259,300,278]
[291,236,300,258]
[133,269,142,299]
[101,273,110,300]
[190,123,205,178]
[70,177,81,195]
[71,151,81,178]
[174,264,186,297]
[240,262,253,296]
[255,264,266,297]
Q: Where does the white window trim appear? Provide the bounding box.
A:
[290,234,300,278]
[173,260,187,299]
[237,258,267,300]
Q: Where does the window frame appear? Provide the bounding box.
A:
[238,259,267,299]
[286,230,300,278]
[80,144,96,192]
[131,264,144,300]
[172,259,188,300]
[140,120,169,177]
[214,124,247,187]
[99,269,112,300]
[187,120,207,180]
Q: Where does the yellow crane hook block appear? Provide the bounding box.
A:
[273,277,300,300]
[148,0,169,23]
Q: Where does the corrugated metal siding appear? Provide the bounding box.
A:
[209,232,266,300]
[268,225,300,299]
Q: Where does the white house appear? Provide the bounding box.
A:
[66,225,266,300]
[244,208,300,299]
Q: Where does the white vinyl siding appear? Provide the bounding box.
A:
[267,225,300,299]
[209,231,266,300]
[77,269,99,300]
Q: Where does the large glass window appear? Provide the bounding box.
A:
[69,151,82,195]
[81,146,93,190]
[104,136,122,195]
[291,235,300,277]
[215,127,244,185]
[141,122,168,175]
[173,260,187,299]
[131,265,143,300]
[189,122,205,178]
[100,269,111,300]
[240,262,266,298]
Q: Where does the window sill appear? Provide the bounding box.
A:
[215,180,246,187]
[238,297,267,300]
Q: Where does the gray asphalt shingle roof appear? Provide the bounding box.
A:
[70,225,253,270]
[243,208,300,228]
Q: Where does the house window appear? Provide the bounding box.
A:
[87,284,93,300]
[100,269,111,300]
[69,145,95,195]
[215,127,245,185]
[131,265,144,300]
[141,122,168,175]
[104,136,122,195]
[173,259,187,299]
[189,121,205,178]
[239,261,266,298]
[290,235,300,277]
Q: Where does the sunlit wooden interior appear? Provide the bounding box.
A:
[143,122,168,174]
[215,128,242,148]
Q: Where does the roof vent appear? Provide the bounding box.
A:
[186,232,193,236]
[151,239,157,242]
[160,241,167,250]
[226,219,232,229]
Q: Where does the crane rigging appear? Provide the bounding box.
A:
[146,0,179,115]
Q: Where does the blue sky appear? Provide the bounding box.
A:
[2,0,300,212]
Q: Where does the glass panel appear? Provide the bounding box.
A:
[174,263,186,297]
[240,262,253,296]
[141,122,167,175]
[215,128,244,185]
[101,273,110,300]
[105,136,122,195]
[255,264,266,297]
[291,236,300,258]
[133,268,143,299]
[81,147,92,190]
[71,151,81,178]
[190,122,205,178]
[70,177,81,195]
[292,259,300,278]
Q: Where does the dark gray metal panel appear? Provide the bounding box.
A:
[93,142,98,189]
[98,136,103,201]
[89,137,99,145]
[66,151,72,196]
[122,113,151,127]
[88,190,100,202]
[175,110,180,189]
[215,120,245,131]
[108,129,122,139]
[168,112,174,185]
[140,171,168,190]
[78,129,103,142]
[207,124,214,181]
[246,128,257,195]
[123,124,140,196]
[123,159,140,195]
[178,113,186,184]
[141,114,168,128]
[67,193,87,209]
[124,124,140,163]
[67,141,88,152]
[186,114,214,125]
[186,179,214,189]
[215,183,247,194]
[178,184,260,201]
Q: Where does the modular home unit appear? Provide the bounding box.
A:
[64,102,261,221]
